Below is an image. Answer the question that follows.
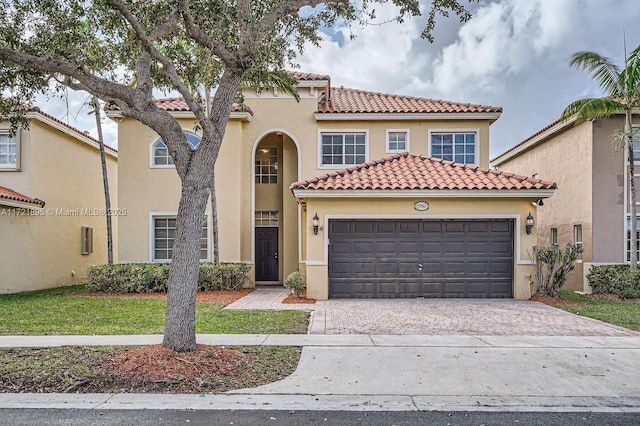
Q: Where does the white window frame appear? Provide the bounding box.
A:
[428,128,479,166]
[149,212,211,262]
[626,215,640,263]
[150,131,201,168]
[255,147,278,184]
[574,224,583,262]
[318,129,369,169]
[550,227,558,246]
[0,130,20,171]
[386,129,410,153]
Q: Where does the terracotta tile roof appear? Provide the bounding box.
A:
[291,152,556,191]
[153,97,251,114]
[0,185,45,207]
[289,71,330,81]
[317,87,502,115]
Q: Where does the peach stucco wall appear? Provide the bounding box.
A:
[494,121,594,291]
[0,117,118,294]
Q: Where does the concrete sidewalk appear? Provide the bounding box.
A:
[2,334,640,412]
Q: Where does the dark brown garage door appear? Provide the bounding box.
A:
[328,219,513,299]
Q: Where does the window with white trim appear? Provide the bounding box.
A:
[321,132,366,166]
[152,132,201,166]
[626,216,640,262]
[574,224,582,260]
[430,132,476,164]
[386,130,409,153]
[550,227,558,246]
[255,147,278,184]
[0,132,18,169]
[81,227,93,255]
[152,216,208,261]
[255,211,279,226]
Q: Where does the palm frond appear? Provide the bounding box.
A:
[244,70,300,102]
[560,97,625,124]
[569,51,622,96]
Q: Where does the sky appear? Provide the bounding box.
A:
[36,0,640,158]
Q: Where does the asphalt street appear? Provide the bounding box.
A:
[3,409,640,426]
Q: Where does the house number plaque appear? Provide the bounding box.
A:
[414,201,429,211]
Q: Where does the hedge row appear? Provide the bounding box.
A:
[86,262,251,293]
[587,264,640,298]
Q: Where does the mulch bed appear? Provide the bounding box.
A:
[70,288,254,304]
[282,290,315,304]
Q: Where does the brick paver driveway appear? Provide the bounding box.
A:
[309,299,639,336]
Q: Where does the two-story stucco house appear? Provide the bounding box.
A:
[491,115,635,292]
[110,72,555,300]
[0,108,118,294]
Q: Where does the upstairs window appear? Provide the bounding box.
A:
[320,132,367,167]
[0,132,18,169]
[430,132,476,165]
[152,132,201,166]
[386,130,409,153]
[255,147,278,184]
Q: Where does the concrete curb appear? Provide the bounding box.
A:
[2,393,640,413]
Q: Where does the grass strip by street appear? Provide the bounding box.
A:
[555,290,640,331]
[0,345,301,394]
[0,286,308,335]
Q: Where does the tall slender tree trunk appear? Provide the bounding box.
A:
[92,97,113,264]
[627,111,638,269]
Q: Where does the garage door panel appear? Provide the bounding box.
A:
[329,219,513,299]
[467,261,488,274]
[354,221,374,233]
[377,242,397,254]
[398,241,420,254]
[399,222,420,233]
[331,241,352,254]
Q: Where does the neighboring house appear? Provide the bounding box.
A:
[109,72,555,300]
[491,115,631,292]
[0,108,118,294]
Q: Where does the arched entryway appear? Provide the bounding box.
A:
[252,131,300,284]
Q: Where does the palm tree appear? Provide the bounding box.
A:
[560,45,640,268]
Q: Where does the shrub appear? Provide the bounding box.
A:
[532,243,582,298]
[198,262,251,291]
[587,264,640,297]
[87,262,250,293]
[284,271,306,297]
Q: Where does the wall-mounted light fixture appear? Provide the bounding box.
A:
[525,212,535,235]
[312,213,320,235]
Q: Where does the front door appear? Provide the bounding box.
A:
[255,227,279,281]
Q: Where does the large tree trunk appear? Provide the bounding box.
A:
[162,70,243,352]
[162,177,211,352]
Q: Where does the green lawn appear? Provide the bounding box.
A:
[556,290,640,331]
[0,286,308,335]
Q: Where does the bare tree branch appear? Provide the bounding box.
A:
[135,52,153,97]
[0,45,136,103]
[108,0,210,129]
[149,10,180,41]
[177,0,236,67]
